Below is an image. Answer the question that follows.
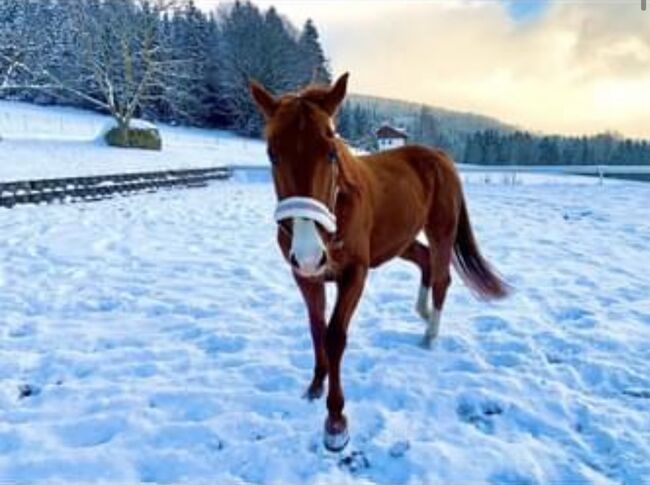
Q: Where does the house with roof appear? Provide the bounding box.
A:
[376,124,408,151]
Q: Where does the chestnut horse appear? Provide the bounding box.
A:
[250,73,508,451]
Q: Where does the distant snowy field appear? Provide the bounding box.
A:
[1,177,649,484]
[0,101,266,182]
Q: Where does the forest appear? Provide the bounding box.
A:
[340,103,650,166]
[0,0,330,137]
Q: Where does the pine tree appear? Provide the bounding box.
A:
[297,19,330,86]
[160,0,211,124]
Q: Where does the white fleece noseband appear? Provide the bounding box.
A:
[274,197,337,233]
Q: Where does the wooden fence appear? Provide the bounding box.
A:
[3,163,647,209]
[0,167,231,208]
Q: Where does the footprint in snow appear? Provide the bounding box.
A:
[55,416,126,448]
[339,450,370,474]
[389,440,410,458]
[149,424,223,451]
[148,391,220,422]
[553,307,597,329]
[488,469,537,485]
[456,397,504,434]
[249,368,299,393]
[18,384,41,400]
[473,315,510,333]
[198,334,246,355]
[8,323,36,338]
[622,389,650,399]
[369,329,422,350]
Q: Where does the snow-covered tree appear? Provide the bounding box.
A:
[297,19,330,86]
[0,0,334,136]
[1,0,182,137]
[155,0,212,124]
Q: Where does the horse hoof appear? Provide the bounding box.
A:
[303,385,324,401]
[420,334,437,349]
[324,416,349,452]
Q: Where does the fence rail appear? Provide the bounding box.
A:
[0,166,232,208]
[230,164,650,182]
[3,163,647,209]
[457,164,650,175]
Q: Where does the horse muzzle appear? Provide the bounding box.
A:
[275,197,337,277]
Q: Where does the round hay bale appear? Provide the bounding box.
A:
[104,124,162,151]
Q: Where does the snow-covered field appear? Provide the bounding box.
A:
[0,101,266,182]
[0,176,648,484]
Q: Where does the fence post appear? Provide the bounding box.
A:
[598,165,604,185]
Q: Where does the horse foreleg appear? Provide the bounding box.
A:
[324,264,367,452]
[294,274,328,400]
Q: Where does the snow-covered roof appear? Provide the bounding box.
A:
[376,124,408,139]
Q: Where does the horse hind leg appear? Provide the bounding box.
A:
[422,232,454,346]
[416,284,430,321]
[400,241,432,321]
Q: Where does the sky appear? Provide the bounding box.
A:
[197,0,650,139]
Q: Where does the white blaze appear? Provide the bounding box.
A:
[291,218,325,275]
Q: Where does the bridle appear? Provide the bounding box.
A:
[274,147,341,240]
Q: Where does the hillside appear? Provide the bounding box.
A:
[0,101,266,182]
[348,93,516,136]
[343,93,650,167]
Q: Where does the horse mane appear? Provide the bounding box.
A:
[297,84,334,106]
[328,139,360,198]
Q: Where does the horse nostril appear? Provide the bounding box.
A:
[319,253,327,267]
[290,253,299,268]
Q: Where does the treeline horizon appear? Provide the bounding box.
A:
[337,104,650,166]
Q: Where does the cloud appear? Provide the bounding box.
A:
[197,0,650,138]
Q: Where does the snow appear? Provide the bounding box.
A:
[1,176,649,483]
[0,101,266,182]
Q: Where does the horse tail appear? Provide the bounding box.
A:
[453,195,510,300]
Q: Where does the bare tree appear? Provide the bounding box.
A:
[1,0,183,138]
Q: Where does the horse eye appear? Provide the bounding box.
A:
[267,148,278,165]
[328,149,338,164]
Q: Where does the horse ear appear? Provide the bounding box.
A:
[320,73,349,116]
[250,80,279,119]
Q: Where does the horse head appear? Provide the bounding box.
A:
[250,73,350,278]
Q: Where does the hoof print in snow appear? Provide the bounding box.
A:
[545,352,564,365]
[338,450,370,473]
[457,398,503,434]
[389,440,410,458]
[8,324,35,338]
[622,389,650,399]
[18,384,41,399]
[482,401,503,416]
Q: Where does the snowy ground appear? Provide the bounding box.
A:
[0,176,648,484]
[0,101,266,182]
